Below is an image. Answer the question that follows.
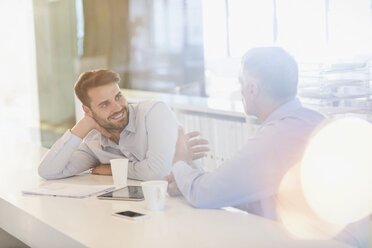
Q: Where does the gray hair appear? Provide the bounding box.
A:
[241,47,298,100]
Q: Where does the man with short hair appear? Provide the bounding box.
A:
[166,47,369,248]
[39,69,179,180]
[167,47,324,212]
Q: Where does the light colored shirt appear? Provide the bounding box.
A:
[172,98,369,248]
[172,98,325,215]
[39,100,178,181]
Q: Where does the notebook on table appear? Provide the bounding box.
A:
[22,183,116,199]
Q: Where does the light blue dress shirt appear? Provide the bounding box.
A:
[39,100,178,181]
[172,98,370,248]
[172,98,325,215]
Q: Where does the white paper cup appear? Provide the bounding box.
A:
[110,158,128,186]
[141,180,168,211]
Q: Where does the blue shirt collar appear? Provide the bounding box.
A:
[123,104,136,134]
[261,98,302,126]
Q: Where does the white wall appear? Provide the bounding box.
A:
[0,1,40,143]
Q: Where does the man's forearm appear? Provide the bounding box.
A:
[71,117,95,139]
[38,131,84,179]
[38,129,101,179]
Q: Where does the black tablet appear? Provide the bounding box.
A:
[97,186,144,201]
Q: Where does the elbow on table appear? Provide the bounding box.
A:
[185,191,217,209]
[188,197,215,209]
[38,165,60,180]
[38,169,52,180]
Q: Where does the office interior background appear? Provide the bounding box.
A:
[0,0,371,246]
[1,0,371,148]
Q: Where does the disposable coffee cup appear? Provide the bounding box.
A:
[141,180,168,211]
[110,158,128,186]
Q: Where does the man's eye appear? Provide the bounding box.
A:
[101,103,107,108]
[115,94,121,100]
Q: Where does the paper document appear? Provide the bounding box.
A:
[22,183,116,199]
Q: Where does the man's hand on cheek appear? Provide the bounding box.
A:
[82,113,115,140]
[90,120,114,140]
[71,114,101,139]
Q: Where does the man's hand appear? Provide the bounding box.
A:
[91,164,112,175]
[173,126,210,165]
[173,126,189,164]
[164,174,181,196]
[186,131,209,161]
[167,127,209,197]
[71,114,113,140]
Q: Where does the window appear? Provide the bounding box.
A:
[202,0,372,102]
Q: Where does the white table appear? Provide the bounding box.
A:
[0,138,350,248]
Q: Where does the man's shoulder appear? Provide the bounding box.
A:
[136,100,167,109]
[265,105,325,134]
[83,129,101,143]
[133,100,170,115]
[274,106,326,136]
[295,106,326,122]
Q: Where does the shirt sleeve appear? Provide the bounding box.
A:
[172,134,290,209]
[38,130,99,179]
[127,102,178,181]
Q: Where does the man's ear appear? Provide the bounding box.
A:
[82,105,93,117]
[250,81,260,97]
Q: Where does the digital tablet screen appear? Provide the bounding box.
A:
[116,211,145,217]
[98,186,144,201]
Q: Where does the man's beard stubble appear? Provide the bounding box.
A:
[92,106,129,132]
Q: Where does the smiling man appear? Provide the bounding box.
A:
[38,69,178,180]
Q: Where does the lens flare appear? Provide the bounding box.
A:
[277,117,372,240]
[302,117,372,226]
[277,163,345,239]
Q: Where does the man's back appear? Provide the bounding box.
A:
[172,98,325,216]
[234,99,325,219]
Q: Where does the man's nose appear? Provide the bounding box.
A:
[112,101,122,112]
